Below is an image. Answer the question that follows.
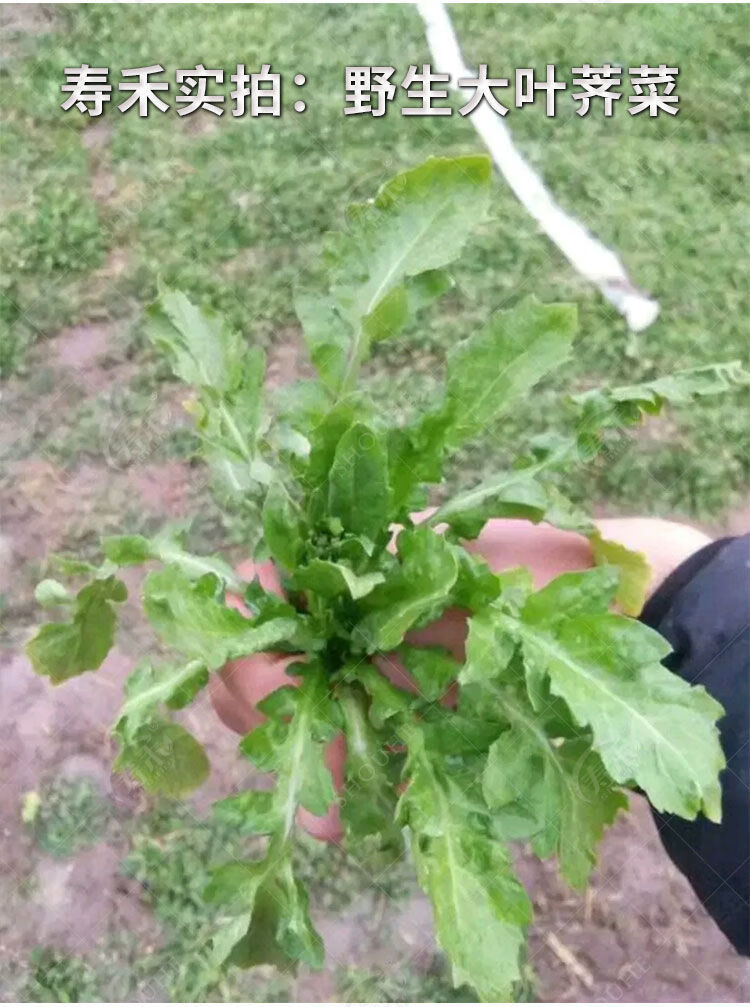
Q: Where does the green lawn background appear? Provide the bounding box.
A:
[2,3,749,517]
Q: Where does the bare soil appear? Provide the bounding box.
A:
[1,322,748,1002]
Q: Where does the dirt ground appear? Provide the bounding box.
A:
[1,324,749,1003]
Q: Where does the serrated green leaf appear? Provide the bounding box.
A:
[147,288,268,498]
[398,728,532,1001]
[143,566,300,668]
[263,481,305,571]
[444,299,577,449]
[538,484,595,534]
[294,289,351,391]
[333,156,491,325]
[275,856,325,968]
[354,526,458,652]
[575,360,750,424]
[337,685,404,860]
[356,664,413,727]
[298,157,490,394]
[26,575,127,683]
[449,547,502,610]
[500,571,725,821]
[207,675,331,972]
[146,287,243,391]
[328,422,389,539]
[303,398,373,521]
[399,645,458,702]
[327,156,492,393]
[116,659,208,740]
[116,719,209,797]
[209,857,323,971]
[462,605,517,686]
[481,684,627,888]
[212,789,280,835]
[103,526,242,590]
[240,665,337,821]
[572,361,750,459]
[523,567,619,626]
[460,572,536,687]
[589,529,651,616]
[388,410,451,519]
[432,471,550,539]
[256,684,299,720]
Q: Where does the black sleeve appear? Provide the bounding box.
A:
[640,532,750,956]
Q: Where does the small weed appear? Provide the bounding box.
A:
[337,953,537,1003]
[22,948,102,1003]
[337,957,477,1003]
[30,775,110,858]
[122,803,269,1001]
[293,830,415,911]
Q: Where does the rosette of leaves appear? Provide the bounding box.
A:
[28,156,747,1001]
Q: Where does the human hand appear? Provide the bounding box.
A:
[210,517,711,842]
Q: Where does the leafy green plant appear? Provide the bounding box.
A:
[121,804,292,1002]
[27,156,747,1000]
[22,948,102,1003]
[337,958,479,1003]
[27,775,110,858]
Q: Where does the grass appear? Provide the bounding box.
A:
[22,949,103,1003]
[1,4,749,517]
[337,960,477,1003]
[26,775,111,858]
[18,799,448,1003]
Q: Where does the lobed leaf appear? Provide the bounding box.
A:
[398,728,532,1001]
[481,682,627,888]
[496,571,726,821]
[354,525,458,652]
[143,566,301,668]
[116,658,209,740]
[26,575,127,683]
[328,422,390,539]
[443,299,577,449]
[115,719,209,797]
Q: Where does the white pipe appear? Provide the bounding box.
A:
[416,0,659,332]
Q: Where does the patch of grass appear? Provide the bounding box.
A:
[117,803,361,1001]
[337,957,478,1003]
[2,4,748,516]
[21,948,103,1003]
[293,829,415,911]
[17,798,422,1002]
[29,775,110,858]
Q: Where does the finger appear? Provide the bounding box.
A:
[234,558,285,601]
[595,517,712,596]
[373,646,459,709]
[405,606,468,660]
[220,558,298,706]
[218,651,301,730]
[209,671,257,735]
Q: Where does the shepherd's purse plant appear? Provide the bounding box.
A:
[28,156,747,1000]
